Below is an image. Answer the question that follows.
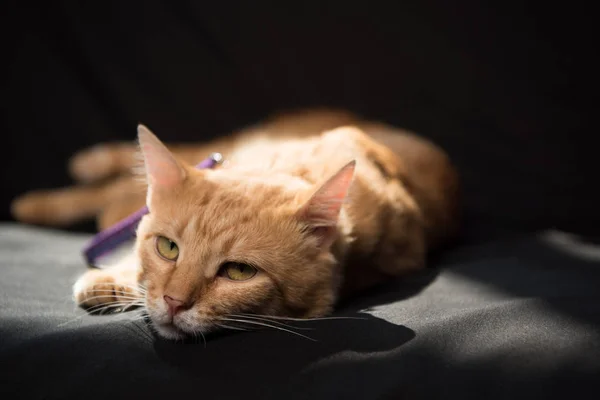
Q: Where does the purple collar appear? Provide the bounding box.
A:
[82,153,223,266]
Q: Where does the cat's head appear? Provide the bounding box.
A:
[134,125,355,339]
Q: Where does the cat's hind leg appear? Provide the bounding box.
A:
[10,175,144,228]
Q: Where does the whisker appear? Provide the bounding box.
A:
[84,300,139,311]
[118,303,145,313]
[123,318,153,343]
[57,314,86,328]
[79,283,146,292]
[127,308,150,321]
[194,329,207,348]
[57,302,144,327]
[75,289,144,297]
[216,323,249,331]
[79,301,140,310]
[230,314,313,331]
[146,320,160,337]
[76,295,145,306]
[86,302,144,315]
[80,296,144,302]
[124,310,145,319]
[80,300,145,312]
[239,314,368,322]
[137,282,148,292]
[75,287,146,297]
[219,317,316,341]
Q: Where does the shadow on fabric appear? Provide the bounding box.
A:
[146,267,440,398]
[152,312,414,399]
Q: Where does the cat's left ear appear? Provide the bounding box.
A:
[297,160,356,248]
[137,124,186,202]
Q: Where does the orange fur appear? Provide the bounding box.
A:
[13,109,459,339]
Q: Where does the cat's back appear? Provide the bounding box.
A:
[225,126,371,185]
[225,108,459,250]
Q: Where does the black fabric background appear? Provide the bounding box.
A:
[0,225,599,400]
[1,1,598,242]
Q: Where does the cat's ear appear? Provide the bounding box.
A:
[298,160,356,247]
[137,124,186,192]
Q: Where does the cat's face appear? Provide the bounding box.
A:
[135,126,354,339]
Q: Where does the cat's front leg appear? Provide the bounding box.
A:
[73,259,143,312]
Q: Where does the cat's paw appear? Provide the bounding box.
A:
[73,269,142,312]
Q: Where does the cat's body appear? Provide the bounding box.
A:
[12,109,459,339]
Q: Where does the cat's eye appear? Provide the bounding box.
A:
[219,262,257,281]
[156,236,179,261]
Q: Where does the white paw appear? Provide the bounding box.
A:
[73,269,142,311]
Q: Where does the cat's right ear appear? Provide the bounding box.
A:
[297,160,356,249]
[137,124,186,201]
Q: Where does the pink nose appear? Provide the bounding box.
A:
[163,295,186,318]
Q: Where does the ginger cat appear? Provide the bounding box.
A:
[11,109,459,339]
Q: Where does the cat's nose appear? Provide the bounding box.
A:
[163,295,187,318]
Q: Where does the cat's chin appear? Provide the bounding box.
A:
[153,320,215,341]
[153,322,188,340]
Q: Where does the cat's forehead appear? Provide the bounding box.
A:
[155,171,305,230]
[187,171,304,207]
[203,168,310,191]
[148,169,311,241]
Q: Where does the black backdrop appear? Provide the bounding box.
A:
[1,1,598,242]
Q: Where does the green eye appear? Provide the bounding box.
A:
[156,236,179,261]
[220,262,257,281]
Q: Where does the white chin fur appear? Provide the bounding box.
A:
[152,322,188,340]
[151,317,215,340]
[147,303,215,340]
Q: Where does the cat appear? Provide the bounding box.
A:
[11,109,460,339]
